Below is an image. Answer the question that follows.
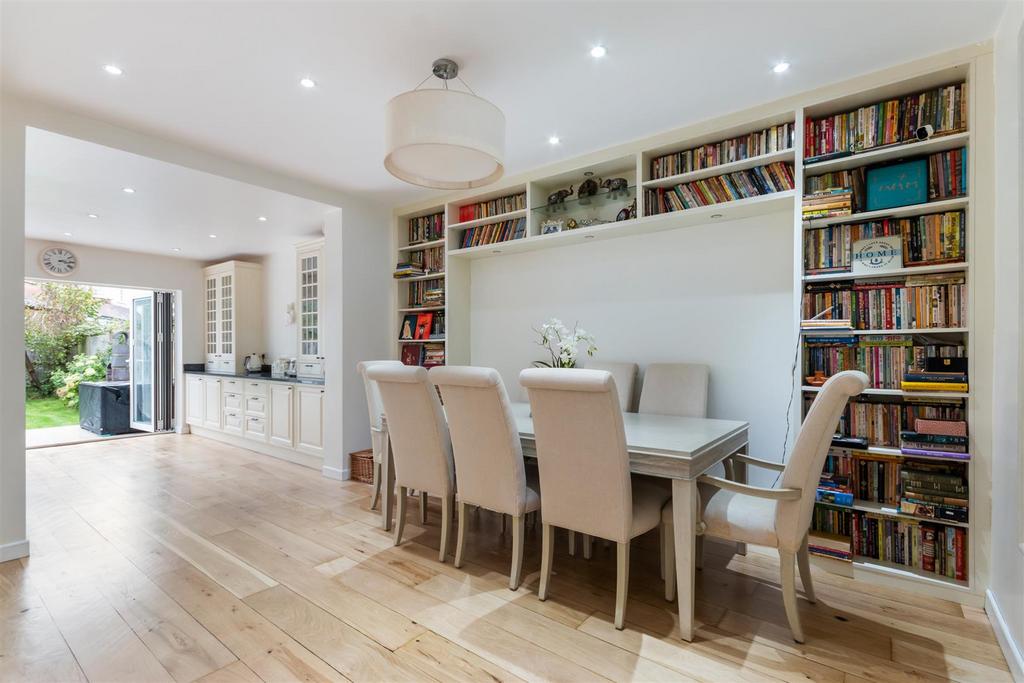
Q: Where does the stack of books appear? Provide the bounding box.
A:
[408,212,445,245]
[649,123,794,180]
[801,317,852,331]
[852,512,966,580]
[458,192,526,223]
[900,426,969,460]
[928,148,968,200]
[901,370,968,393]
[423,286,444,307]
[392,262,424,279]
[408,278,445,307]
[644,161,795,215]
[459,217,527,248]
[900,460,969,523]
[821,396,966,448]
[409,245,444,274]
[422,343,445,368]
[802,188,852,220]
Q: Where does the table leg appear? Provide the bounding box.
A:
[672,478,698,642]
[381,438,395,532]
[733,446,747,556]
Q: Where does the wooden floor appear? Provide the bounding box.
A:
[1,434,1011,683]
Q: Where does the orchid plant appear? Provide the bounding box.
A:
[533,318,597,368]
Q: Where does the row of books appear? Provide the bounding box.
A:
[457,191,526,223]
[901,427,969,460]
[399,311,445,341]
[804,212,966,274]
[648,123,794,180]
[408,212,445,245]
[458,217,527,249]
[929,148,968,200]
[900,460,968,523]
[853,513,967,580]
[804,168,866,214]
[408,245,444,274]
[803,337,965,390]
[902,369,968,393]
[643,161,795,215]
[820,397,966,448]
[393,262,425,278]
[804,82,967,162]
[802,274,967,330]
[802,188,853,220]
[400,342,445,368]
[407,278,444,308]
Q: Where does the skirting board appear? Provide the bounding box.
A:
[0,539,30,562]
[987,590,1024,682]
[189,426,323,471]
[321,464,349,481]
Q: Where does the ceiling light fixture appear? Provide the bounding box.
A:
[590,45,607,58]
[63,232,72,237]
[257,216,267,222]
[548,135,561,145]
[172,247,181,252]
[772,61,791,74]
[122,187,135,193]
[87,213,98,219]
[103,64,123,76]
[385,58,505,189]
[300,77,316,88]
[208,234,217,239]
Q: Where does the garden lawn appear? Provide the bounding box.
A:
[25,397,79,430]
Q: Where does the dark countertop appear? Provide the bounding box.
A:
[183,367,325,386]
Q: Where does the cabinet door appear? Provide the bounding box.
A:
[185,376,205,425]
[295,386,324,456]
[269,383,294,448]
[297,247,323,363]
[205,275,218,356]
[218,272,234,359]
[203,378,222,429]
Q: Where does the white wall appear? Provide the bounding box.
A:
[261,240,301,362]
[469,212,796,478]
[988,1,1024,678]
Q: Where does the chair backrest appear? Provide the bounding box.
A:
[365,364,454,497]
[584,361,638,412]
[430,366,530,515]
[357,360,403,430]
[519,368,633,543]
[638,363,710,418]
[775,370,868,551]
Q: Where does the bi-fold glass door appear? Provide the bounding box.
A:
[130,291,174,432]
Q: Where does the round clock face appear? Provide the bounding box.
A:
[40,246,78,277]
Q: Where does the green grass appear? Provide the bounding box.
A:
[25,397,79,430]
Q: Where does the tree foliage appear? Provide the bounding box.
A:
[24,282,111,392]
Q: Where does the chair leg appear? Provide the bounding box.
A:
[538,523,554,601]
[438,495,453,562]
[659,524,666,580]
[393,486,408,546]
[568,530,576,557]
[696,535,704,570]
[419,492,428,524]
[614,541,630,630]
[798,535,816,603]
[454,501,467,568]
[779,550,805,643]
[370,462,382,510]
[510,515,525,590]
[500,513,506,535]
[582,533,593,560]
[663,523,676,602]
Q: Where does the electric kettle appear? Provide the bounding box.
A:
[244,353,263,373]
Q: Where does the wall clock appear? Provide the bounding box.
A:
[39,246,78,277]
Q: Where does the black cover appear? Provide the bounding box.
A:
[78,381,132,435]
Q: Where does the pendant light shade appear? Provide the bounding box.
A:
[384,59,505,189]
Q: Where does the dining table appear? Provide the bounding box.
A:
[377,401,750,642]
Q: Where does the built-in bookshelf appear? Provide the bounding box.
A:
[391,52,990,603]
[393,208,448,368]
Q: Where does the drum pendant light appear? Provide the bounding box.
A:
[385,58,505,189]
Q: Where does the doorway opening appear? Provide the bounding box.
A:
[24,279,175,449]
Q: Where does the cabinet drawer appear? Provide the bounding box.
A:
[243,380,267,397]
[223,392,242,410]
[245,395,267,416]
[222,378,243,393]
[223,409,243,434]
[296,361,324,379]
[244,415,267,440]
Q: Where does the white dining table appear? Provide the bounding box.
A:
[377,401,749,642]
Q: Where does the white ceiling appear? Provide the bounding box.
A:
[2,1,1009,207]
[25,128,337,260]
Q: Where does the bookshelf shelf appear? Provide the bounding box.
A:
[859,444,971,464]
[395,272,446,282]
[802,385,969,399]
[816,499,970,529]
[802,261,968,282]
[398,306,445,313]
[642,149,795,188]
[398,338,446,343]
[398,238,445,253]
[801,327,968,336]
[448,208,527,231]
[803,131,970,174]
[851,557,970,589]
[802,196,970,229]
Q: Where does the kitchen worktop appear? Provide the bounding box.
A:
[183,367,325,386]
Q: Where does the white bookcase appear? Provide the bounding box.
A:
[390,46,994,604]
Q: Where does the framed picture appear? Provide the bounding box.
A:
[852,235,903,275]
[540,219,563,235]
[866,159,927,211]
[399,314,418,340]
[414,312,434,340]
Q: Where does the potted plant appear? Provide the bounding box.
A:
[533,318,597,368]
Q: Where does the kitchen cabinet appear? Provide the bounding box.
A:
[203,261,264,374]
[295,239,325,379]
[243,379,268,442]
[269,383,294,448]
[295,385,325,456]
[185,374,205,425]
[202,377,222,429]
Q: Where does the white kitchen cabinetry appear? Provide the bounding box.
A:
[243,379,268,443]
[295,239,325,379]
[202,377,222,429]
[269,383,295,448]
[185,375,205,425]
[295,385,325,456]
[204,261,264,374]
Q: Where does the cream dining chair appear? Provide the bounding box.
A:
[584,361,638,412]
[519,368,672,630]
[429,366,541,590]
[356,360,403,511]
[638,362,710,417]
[693,370,868,643]
[365,364,456,562]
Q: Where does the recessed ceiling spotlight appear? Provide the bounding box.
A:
[590,45,607,59]
[87,213,98,219]
[63,232,73,237]
[772,61,790,74]
[300,77,316,88]
[208,234,217,239]
[548,135,561,145]
[103,64,123,76]
[122,187,135,193]
[257,216,268,222]
[171,247,181,252]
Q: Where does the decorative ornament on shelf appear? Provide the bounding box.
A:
[546,185,574,212]
[616,198,637,222]
[540,219,563,235]
[533,318,597,368]
[385,58,505,189]
[577,172,599,204]
[601,177,629,198]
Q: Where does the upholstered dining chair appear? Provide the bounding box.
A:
[365,364,456,562]
[429,366,541,590]
[693,370,868,643]
[519,368,673,630]
[356,360,403,511]
[638,362,710,417]
[584,361,639,412]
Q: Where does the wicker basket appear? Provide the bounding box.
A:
[349,449,375,484]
